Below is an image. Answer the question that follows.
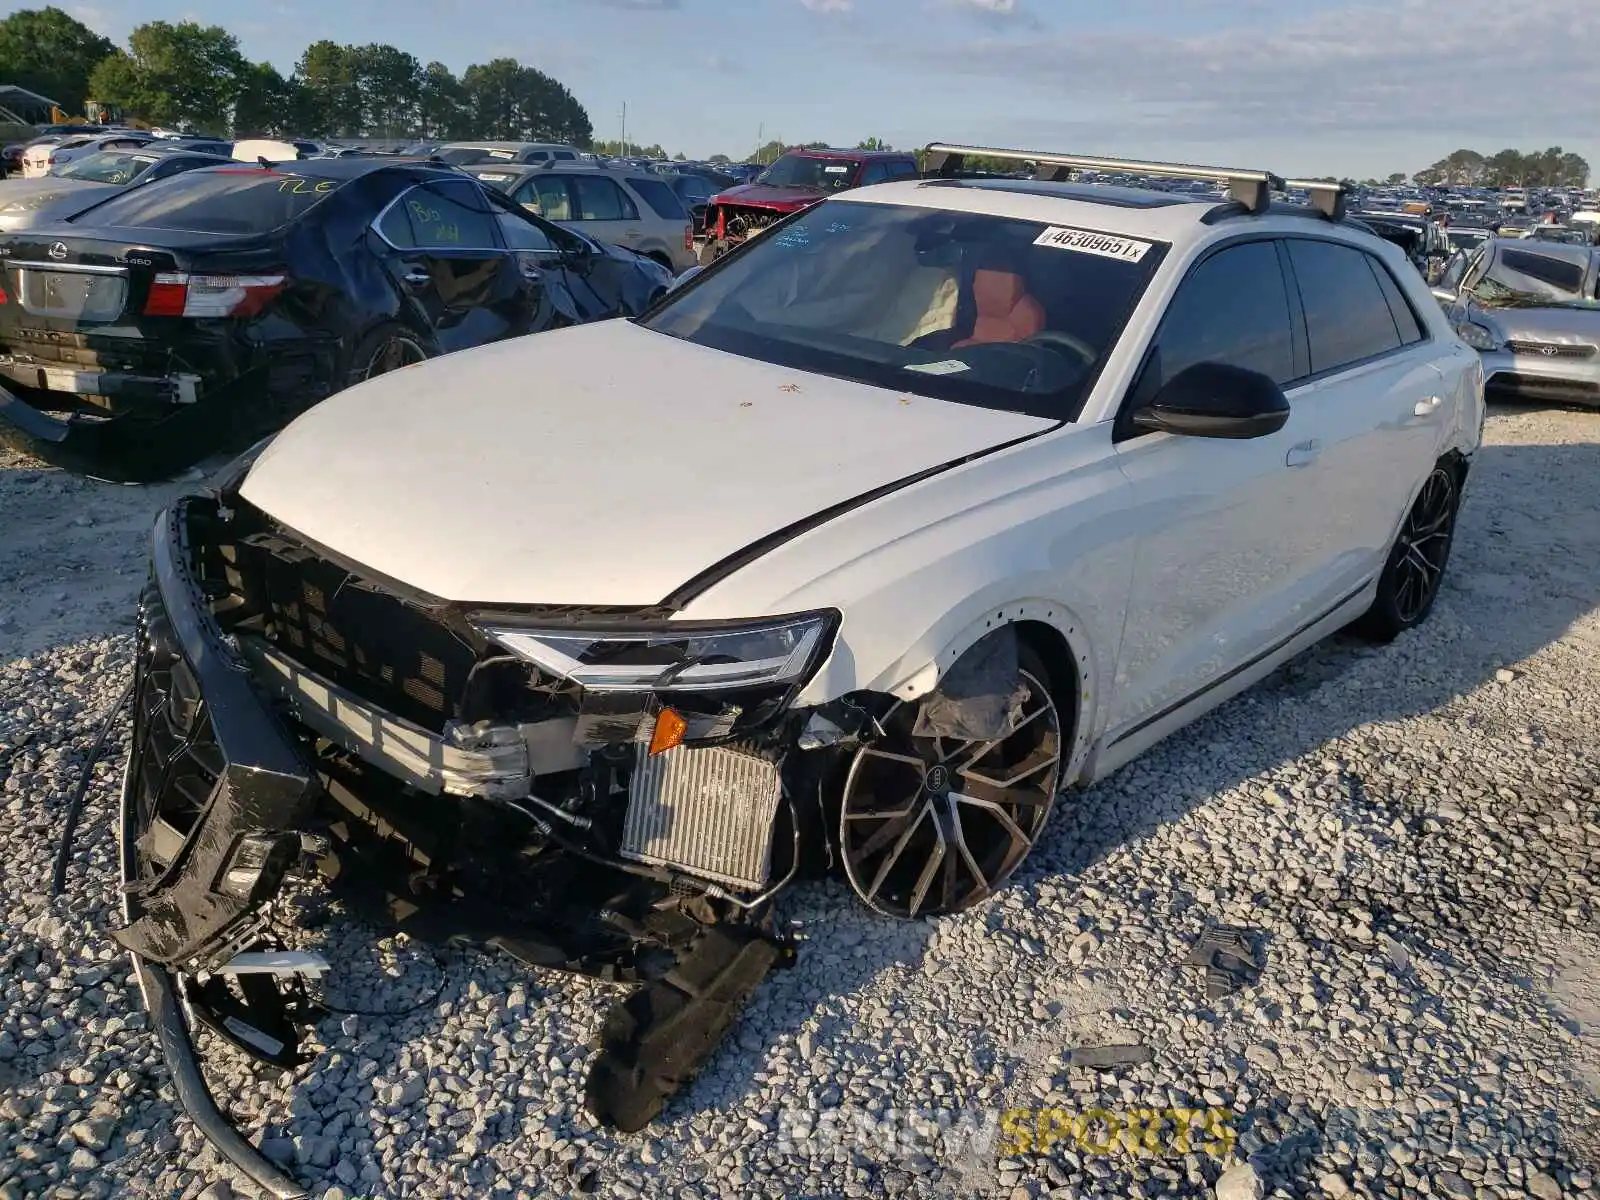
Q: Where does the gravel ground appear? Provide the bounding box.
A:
[0,405,1597,1200]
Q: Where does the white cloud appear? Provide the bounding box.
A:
[904,0,1599,158]
[801,0,854,11]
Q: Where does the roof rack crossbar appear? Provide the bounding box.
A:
[1282,178,1350,220]
[924,142,1286,214]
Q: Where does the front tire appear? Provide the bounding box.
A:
[1352,461,1462,643]
[837,643,1064,918]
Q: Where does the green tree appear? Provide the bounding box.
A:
[0,6,115,115]
[88,21,249,131]
[856,136,892,151]
[461,58,591,144]
[351,43,421,138]
[418,61,467,140]
[294,40,361,138]
[232,62,298,138]
[708,153,730,164]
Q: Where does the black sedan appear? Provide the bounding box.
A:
[0,157,674,481]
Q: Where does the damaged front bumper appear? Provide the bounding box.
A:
[111,497,817,1190]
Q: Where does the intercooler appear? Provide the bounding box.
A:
[621,743,783,891]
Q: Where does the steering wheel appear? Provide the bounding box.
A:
[1020,330,1097,365]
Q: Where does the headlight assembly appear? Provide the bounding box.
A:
[472,611,836,693]
[1456,321,1499,351]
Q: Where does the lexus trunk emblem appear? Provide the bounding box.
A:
[47,242,68,261]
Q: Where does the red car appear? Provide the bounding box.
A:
[699,147,920,263]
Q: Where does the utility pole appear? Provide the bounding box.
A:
[756,123,763,164]
[619,102,627,157]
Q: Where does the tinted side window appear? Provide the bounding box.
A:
[1368,258,1424,344]
[857,163,890,187]
[1140,240,1295,397]
[626,176,686,219]
[553,151,576,160]
[1286,239,1402,372]
[886,160,920,181]
[571,175,636,221]
[381,181,502,249]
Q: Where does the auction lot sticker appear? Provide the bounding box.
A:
[1034,226,1154,262]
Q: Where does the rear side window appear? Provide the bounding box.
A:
[70,169,343,233]
[1368,258,1425,345]
[515,175,573,220]
[571,175,638,221]
[1286,239,1402,373]
[626,176,686,220]
[1139,240,1295,395]
[886,160,920,181]
[377,180,501,249]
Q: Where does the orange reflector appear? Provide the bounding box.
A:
[648,707,688,757]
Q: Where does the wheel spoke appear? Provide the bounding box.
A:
[904,820,948,917]
[850,799,926,859]
[952,792,1034,853]
[960,744,1060,791]
[860,746,930,772]
[866,804,929,902]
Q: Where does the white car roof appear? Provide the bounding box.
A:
[836,177,1386,255]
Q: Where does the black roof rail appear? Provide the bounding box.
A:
[923,142,1349,220]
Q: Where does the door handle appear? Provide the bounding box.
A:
[1413,394,1443,417]
[402,270,431,286]
[1285,439,1322,468]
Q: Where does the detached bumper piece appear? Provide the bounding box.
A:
[118,507,324,1197]
[586,924,794,1133]
[113,500,804,1186]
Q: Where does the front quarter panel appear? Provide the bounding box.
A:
[672,423,1139,772]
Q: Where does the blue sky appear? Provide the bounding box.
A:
[27,0,1600,179]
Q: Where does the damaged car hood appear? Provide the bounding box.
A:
[238,321,1054,606]
[711,183,829,211]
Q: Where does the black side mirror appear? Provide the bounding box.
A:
[1131,362,1291,440]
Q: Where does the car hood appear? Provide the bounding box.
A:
[0,179,112,229]
[239,321,1053,607]
[1473,302,1600,341]
[711,182,830,211]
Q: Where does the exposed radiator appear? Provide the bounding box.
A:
[622,742,783,891]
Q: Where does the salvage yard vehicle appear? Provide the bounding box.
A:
[698,146,920,263]
[1434,237,1600,407]
[19,130,155,178]
[0,156,673,481]
[463,160,699,272]
[0,146,229,232]
[109,141,1483,1196]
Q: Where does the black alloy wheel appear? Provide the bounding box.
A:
[838,663,1063,918]
[1354,461,1462,642]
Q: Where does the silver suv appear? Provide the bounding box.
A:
[463,162,696,273]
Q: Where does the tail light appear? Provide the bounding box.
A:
[683,223,694,251]
[143,273,287,318]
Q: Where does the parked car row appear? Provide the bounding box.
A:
[0,155,673,480]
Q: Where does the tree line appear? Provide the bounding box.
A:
[0,6,591,145]
[1411,147,1589,189]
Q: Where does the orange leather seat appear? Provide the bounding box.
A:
[952,269,1046,348]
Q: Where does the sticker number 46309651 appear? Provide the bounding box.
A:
[1033,226,1154,262]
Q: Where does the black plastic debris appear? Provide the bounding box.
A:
[912,626,1029,742]
[1186,925,1262,999]
[1068,1043,1154,1070]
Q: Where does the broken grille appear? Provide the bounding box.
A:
[223,531,478,732]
